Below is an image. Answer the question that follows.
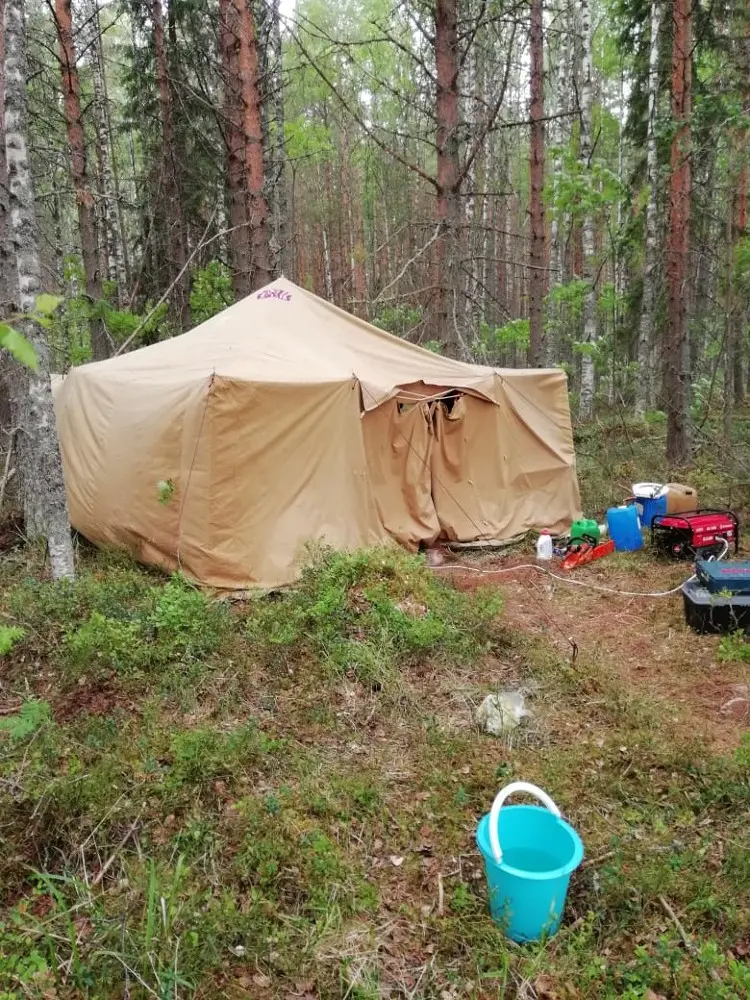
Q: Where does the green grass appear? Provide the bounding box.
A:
[0,425,748,998]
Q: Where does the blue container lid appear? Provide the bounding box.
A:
[475,807,584,881]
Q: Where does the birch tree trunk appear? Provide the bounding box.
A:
[4,0,75,580]
[578,0,597,419]
[0,0,13,320]
[528,0,545,366]
[635,1,662,417]
[665,0,692,465]
[55,0,109,361]
[0,0,14,431]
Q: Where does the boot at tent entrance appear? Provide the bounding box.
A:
[53,278,582,589]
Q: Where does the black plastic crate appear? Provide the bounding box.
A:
[682,578,750,634]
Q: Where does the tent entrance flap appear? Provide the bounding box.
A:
[362,398,440,550]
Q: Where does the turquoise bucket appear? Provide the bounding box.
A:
[476,782,584,942]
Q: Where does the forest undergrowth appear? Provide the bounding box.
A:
[0,414,749,1000]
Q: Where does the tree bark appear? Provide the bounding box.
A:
[547,6,572,364]
[0,0,13,319]
[151,0,190,327]
[234,0,272,291]
[435,0,467,359]
[219,0,251,298]
[269,0,287,277]
[665,0,692,466]
[528,0,545,366]
[55,0,108,361]
[0,0,14,432]
[4,0,75,579]
[578,0,597,419]
[635,1,662,417]
[86,0,127,304]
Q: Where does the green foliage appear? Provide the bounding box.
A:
[478,319,530,361]
[0,294,63,371]
[148,575,228,662]
[373,305,421,336]
[14,564,226,684]
[157,478,176,505]
[717,631,750,663]
[0,700,51,742]
[0,626,25,656]
[167,723,284,790]
[246,547,503,688]
[0,324,38,371]
[65,611,145,676]
[547,278,589,318]
[100,300,169,349]
[189,261,233,325]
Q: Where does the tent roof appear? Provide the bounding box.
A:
[79,277,558,408]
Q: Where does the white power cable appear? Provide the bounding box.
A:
[433,561,691,598]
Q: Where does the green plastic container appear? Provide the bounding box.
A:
[570,518,600,544]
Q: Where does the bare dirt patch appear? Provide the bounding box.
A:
[439,552,750,752]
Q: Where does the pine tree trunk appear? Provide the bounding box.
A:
[152,0,190,327]
[234,0,272,291]
[528,0,545,365]
[665,0,692,465]
[435,0,467,359]
[4,0,75,579]
[219,0,250,298]
[578,0,597,419]
[635,1,662,417]
[55,0,109,361]
[269,0,287,277]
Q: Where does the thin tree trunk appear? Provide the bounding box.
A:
[435,0,467,359]
[269,0,287,276]
[4,0,75,579]
[578,0,597,419]
[55,0,108,361]
[463,40,479,330]
[234,0,272,291]
[547,7,572,364]
[528,0,545,365]
[635,1,662,417]
[665,0,692,466]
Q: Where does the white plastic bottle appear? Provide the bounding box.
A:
[536,530,553,561]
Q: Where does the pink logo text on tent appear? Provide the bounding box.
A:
[256,288,292,302]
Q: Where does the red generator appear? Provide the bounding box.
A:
[651,509,739,561]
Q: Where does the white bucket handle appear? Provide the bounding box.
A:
[488,781,562,864]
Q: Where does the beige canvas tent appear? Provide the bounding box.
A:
[53,277,581,588]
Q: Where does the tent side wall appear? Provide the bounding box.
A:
[204,376,389,589]
[55,371,213,574]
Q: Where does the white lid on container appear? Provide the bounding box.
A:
[632,482,667,499]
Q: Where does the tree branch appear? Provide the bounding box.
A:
[286,17,439,191]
